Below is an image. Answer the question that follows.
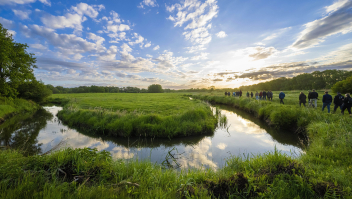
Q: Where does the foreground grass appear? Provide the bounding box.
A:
[51,93,219,138]
[0,97,39,122]
[0,147,339,198]
[190,91,352,197]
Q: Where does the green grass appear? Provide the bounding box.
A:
[190,90,352,197]
[0,97,39,121]
[1,91,351,198]
[0,147,339,198]
[52,93,219,138]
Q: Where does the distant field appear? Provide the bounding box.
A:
[52,93,219,138]
[51,93,204,115]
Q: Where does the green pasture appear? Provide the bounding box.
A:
[51,93,204,115]
[51,93,219,138]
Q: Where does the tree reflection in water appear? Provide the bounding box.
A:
[0,108,53,156]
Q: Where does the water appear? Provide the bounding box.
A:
[0,105,305,169]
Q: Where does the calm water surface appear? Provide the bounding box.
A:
[0,105,305,169]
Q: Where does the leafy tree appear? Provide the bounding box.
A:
[332,75,352,94]
[148,84,163,93]
[0,23,36,98]
[17,80,52,103]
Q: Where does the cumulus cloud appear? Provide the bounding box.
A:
[128,33,144,46]
[138,0,158,8]
[40,3,104,31]
[153,50,188,69]
[185,45,206,53]
[12,9,32,20]
[144,42,151,48]
[166,0,218,52]
[291,0,352,49]
[153,45,160,50]
[20,24,99,56]
[103,11,130,34]
[87,32,105,45]
[216,31,227,38]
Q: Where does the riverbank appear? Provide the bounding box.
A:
[191,93,352,197]
[0,147,334,198]
[53,93,219,138]
[0,97,39,124]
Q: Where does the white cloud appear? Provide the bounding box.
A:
[234,46,278,61]
[7,30,16,37]
[291,0,352,49]
[106,24,130,33]
[128,33,144,46]
[216,31,227,38]
[167,0,218,52]
[216,143,227,150]
[0,17,14,29]
[38,0,50,6]
[254,42,265,46]
[185,45,206,53]
[153,45,160,50]
[0,0,35,5]
[144,42,151,48]
[146,54,153,58]
[40,3,104,31]
[263,27,291,41]
[138,0,158,8]
[12,9,32,20]
[121,43,133,54]
[87,32,105,45]
[191,52,209,60]
[153,50,188,69]
[20,24,99,56]
[30,43,47,50]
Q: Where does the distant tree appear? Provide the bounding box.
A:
[17,80,52,103]
[0,23,36,98]
[148,84,163,93]
[332,75,352,94]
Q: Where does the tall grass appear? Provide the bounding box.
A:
[0,147,339,198]
[191,92,352,197]
[0,97,39,121]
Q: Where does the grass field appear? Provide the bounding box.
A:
[190,90,352,198]
[0,97,39,122]
[51,93,220,138]
[1,90,351,198]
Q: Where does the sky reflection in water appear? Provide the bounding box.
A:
[2,106,304,169]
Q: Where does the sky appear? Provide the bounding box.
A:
[1,0,352,89]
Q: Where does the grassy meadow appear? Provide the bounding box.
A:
[1,90,352,198]
[51,93,219,138]
[0,97,39,123]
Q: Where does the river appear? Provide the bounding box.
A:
[0,105,305,169]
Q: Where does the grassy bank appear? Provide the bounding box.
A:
[0,97,39,123]
[0,147,339,198]
[190,91,352,197]
[52,93,219,138]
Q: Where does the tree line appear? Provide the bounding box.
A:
[46,84,167,94]
[238,70,352,91]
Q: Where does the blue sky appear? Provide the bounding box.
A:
[1,0,352,89]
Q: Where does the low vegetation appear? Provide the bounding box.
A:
[0,97,39,123]
[53,93,219,138]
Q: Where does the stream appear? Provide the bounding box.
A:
[0,105,305,169]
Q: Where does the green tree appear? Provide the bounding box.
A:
[17,80,52,103]
[0,23,36,98]
[148,84,163,93]
[332,75,352,94]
